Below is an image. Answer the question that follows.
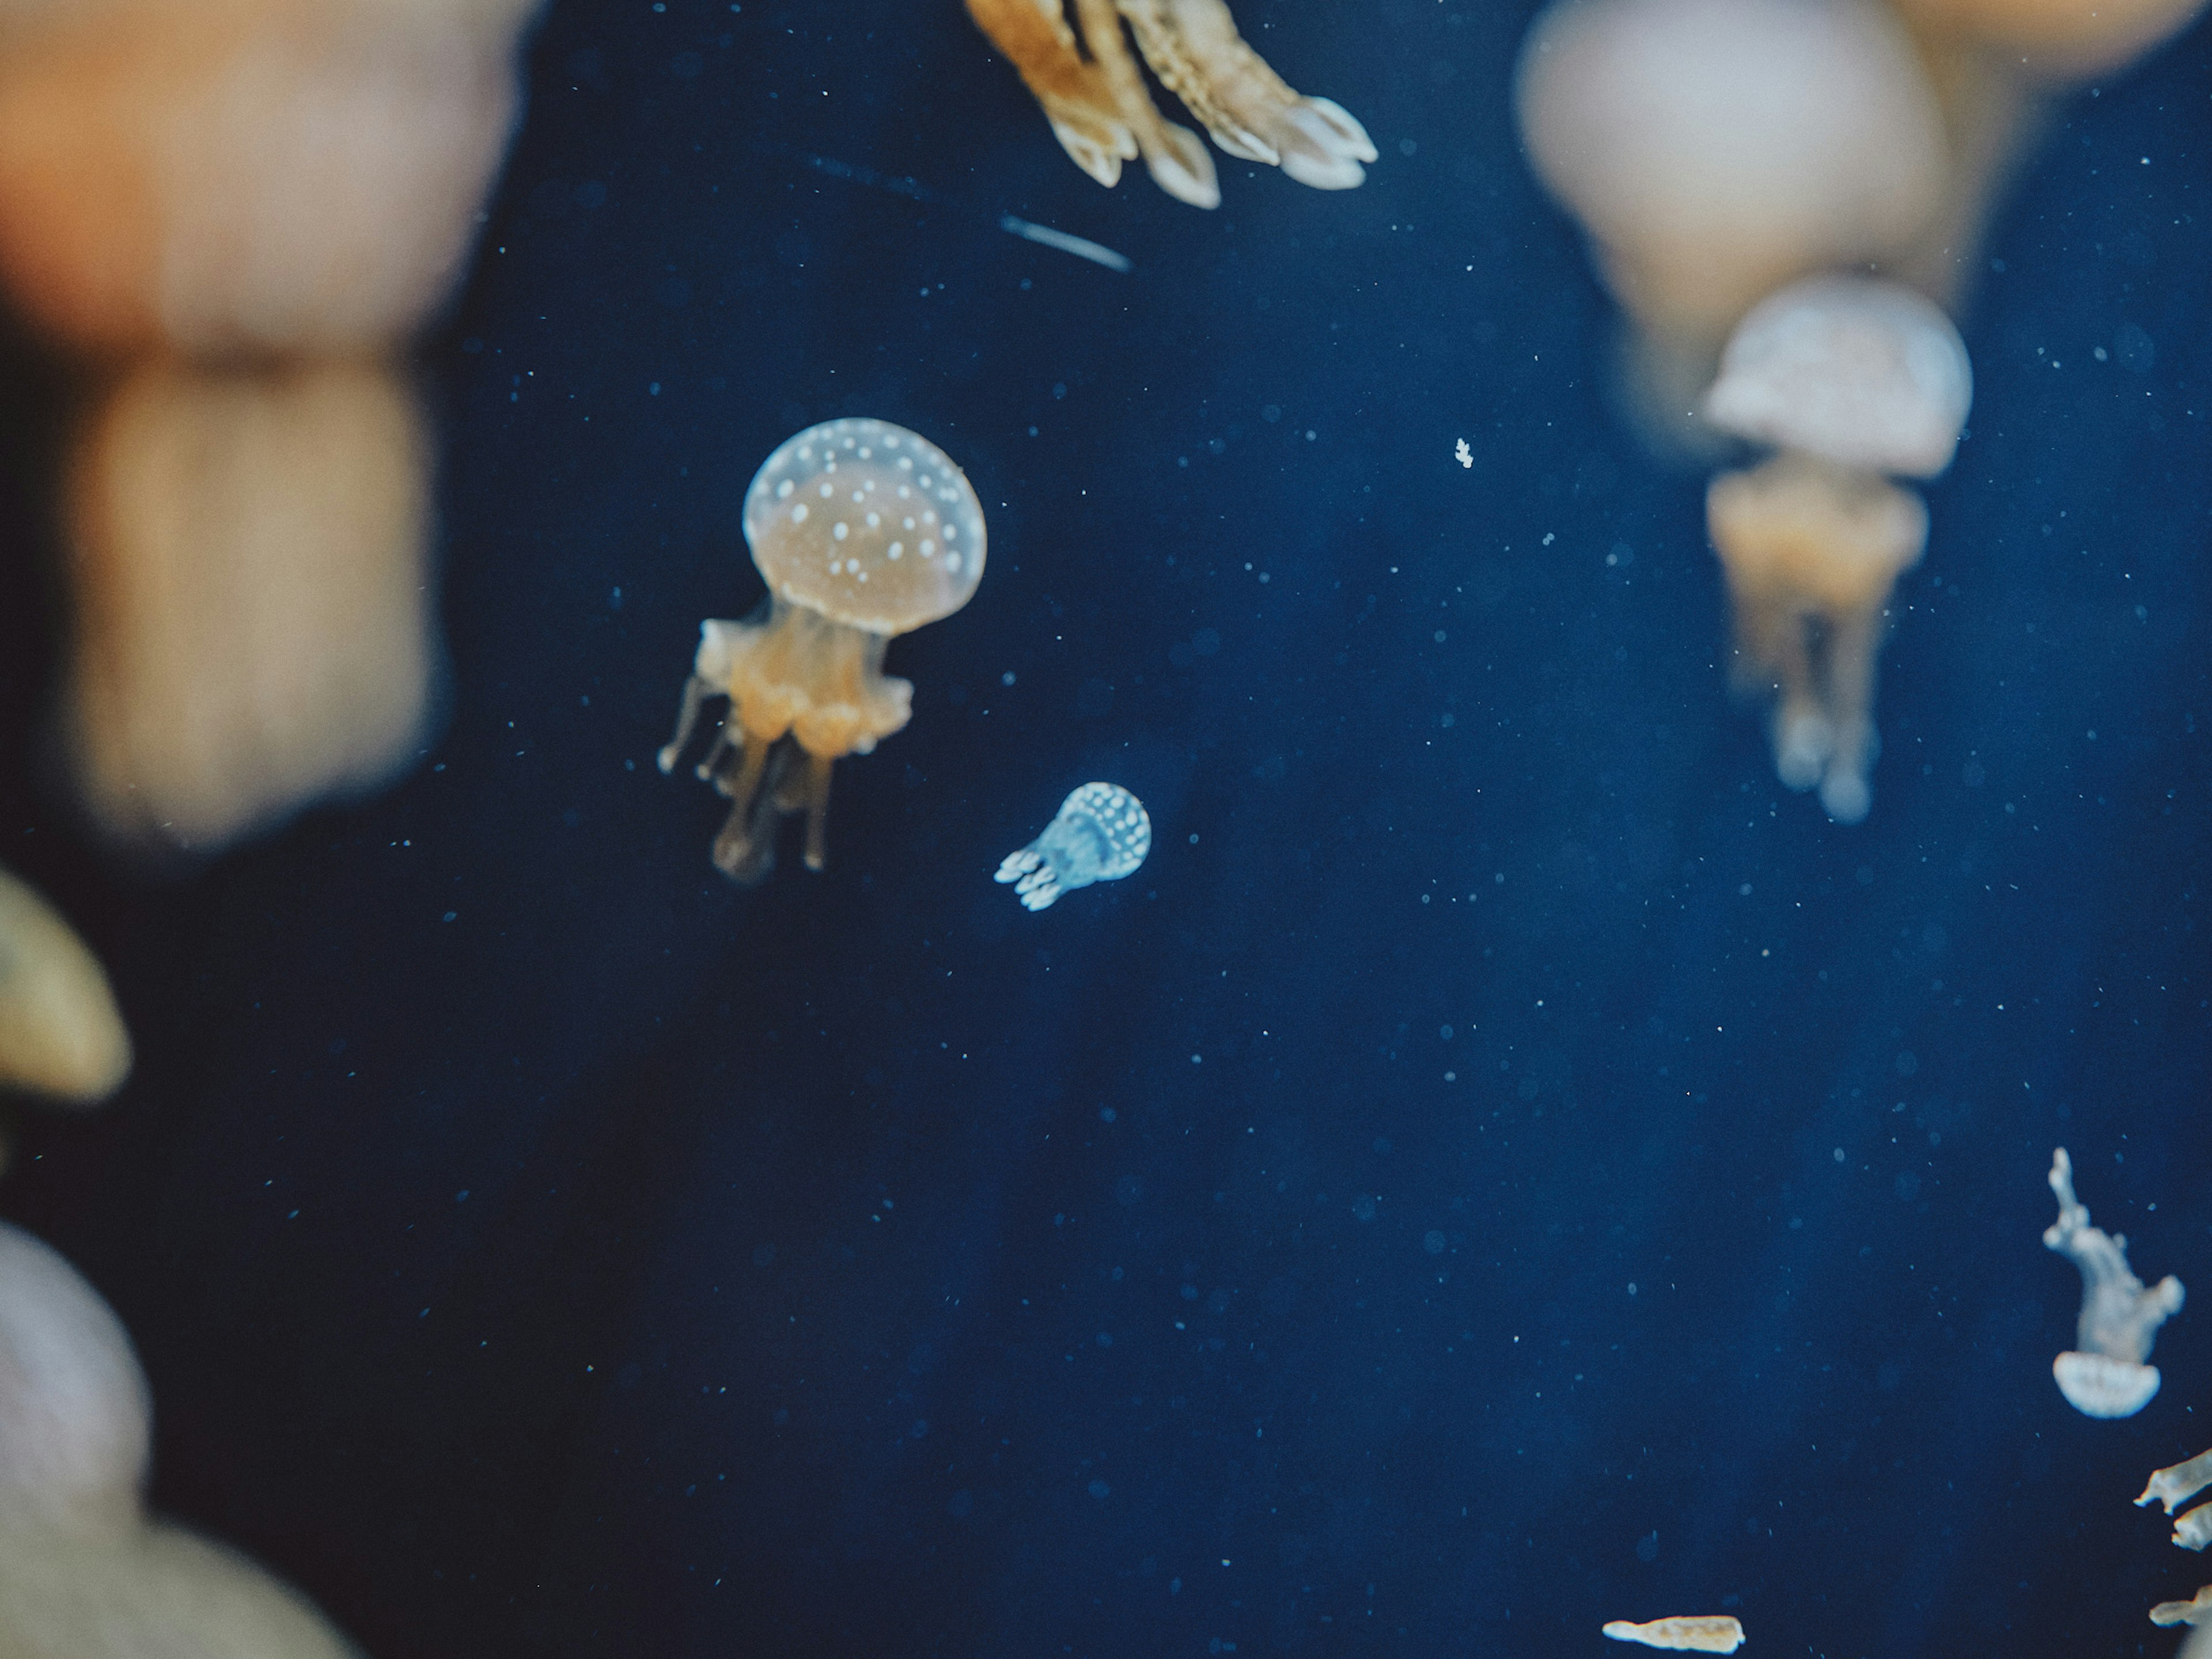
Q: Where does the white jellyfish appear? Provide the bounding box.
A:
[995,783,1151,911]
[2043,1146,2184,1419]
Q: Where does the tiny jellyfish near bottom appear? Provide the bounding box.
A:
[995,783,1151,911]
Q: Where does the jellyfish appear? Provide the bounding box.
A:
[0,1221,362,1656]
[60,359,438,855]
[0,867,131,1109]
[661,419,986,884]
[0,0,531,357]
[1602,1614,1747,1653]
[1701,275,1971,823]
[2139,1448,2212,1552]
[964,0,1375,209]
[2042,1146,2184,1419]
[1514,0,1946,389]
[995,783,1152,910]
[0,0,531,855]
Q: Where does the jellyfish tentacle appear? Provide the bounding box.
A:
[970,0,1370,204]
[1726,582,1828,789]
[2141,1449,2212,1518]
[798,751,835,873]
[1116,0,1282,162]
[1119,0,1376,187]
[657,673,715,774]
[995,846,1046,882]
[1070,0,1220,206]
[964,0,1137,188]
[709,736,786,885]
[1816,603,1885,823]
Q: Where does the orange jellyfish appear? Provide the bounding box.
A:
[964,0,1374,208]
[0,0,532,855]
[1701,275,1970,823]
[660,419,987,883]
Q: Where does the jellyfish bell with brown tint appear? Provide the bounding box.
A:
[2042,1146,2184,1419]
[660,419,987,884]
[963,0,1375,209]
[1702,274,1971,823]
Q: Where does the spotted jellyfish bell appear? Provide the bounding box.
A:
[995,783,1152,911]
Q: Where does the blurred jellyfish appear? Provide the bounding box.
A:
[60,359,438,855]
[0,868,131,1111]
[1890,0,2210,79]
[1515,0,1946,419]
[661,420,986,883]
[0,1221,361,1656]
[2042,1146,2184,1419]
[2140,1448,2212,1551]
[964,0,1374,209]
[0,0,533,856]
[1702,275,1970,823]
[1602,1614,1747,1653]
[996,783,1152,910]
[0,0,532,357]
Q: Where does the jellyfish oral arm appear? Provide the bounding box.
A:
[965,0,1370,204]
[994,846,1063,910]
[2142,1449,2212,1517]
[657,619,744,775]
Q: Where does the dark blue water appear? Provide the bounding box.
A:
[2,2,2207,1654]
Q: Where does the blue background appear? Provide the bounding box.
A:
[1,1,2207,1654]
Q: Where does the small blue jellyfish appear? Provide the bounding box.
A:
[995,783,1151,911]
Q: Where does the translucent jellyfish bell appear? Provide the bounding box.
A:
[2042,1146,2184,1419]
[995,783,1152,910]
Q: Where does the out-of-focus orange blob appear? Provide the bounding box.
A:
[1891,0,2210,77]
[60,358,436,854]
[0,0,531,358]
[1516,0,1949,353]
[0,867,131,1107]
